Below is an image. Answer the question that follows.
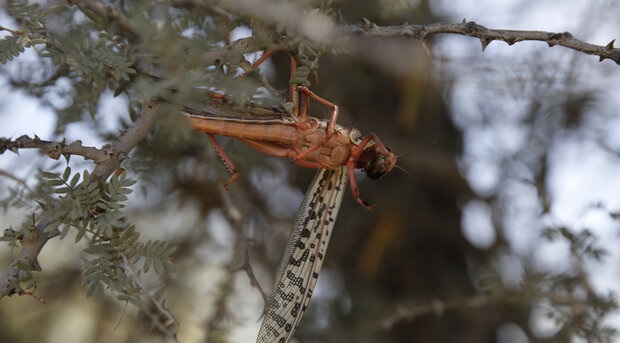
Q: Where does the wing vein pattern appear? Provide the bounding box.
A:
[257,167,348,343]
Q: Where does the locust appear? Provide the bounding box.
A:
[186,56,397,342]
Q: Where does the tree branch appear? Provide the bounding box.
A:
[0,101,160,300]
[0,135,110,162]
[337,19,620,64]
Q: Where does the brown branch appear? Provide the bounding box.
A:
[0,101,160,300]
[337,19,620,64]
[0,136,110,163]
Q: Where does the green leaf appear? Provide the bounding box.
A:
[86,181,99,193]
[75,228,85,243]
[129,295,141,307]
[53,186,70,194]
[43,220,61,233]
[162,245,177,258]
[86,280,100,297]
[40,171,58,179]
[143,257,152,273]
[69,173,81,187]
[83,245,102,255]
[45,179,65,187]
[59,225,70,239]
[153,258,163,274]
[62,167,72,181]
[118,187,132,195]
[163,261,175,273]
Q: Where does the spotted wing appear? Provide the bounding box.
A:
[256,167,348,343]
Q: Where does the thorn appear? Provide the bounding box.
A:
[360,17,375,30]
[462,18,466,24]
[480,38,491,51]
[420,40,432,55]
[35,200,46,209]
[9,147,19,155]
[606,39,615,49]
[599,55,606,62]
[117,151,128,162]
[335,9,346,25]
[63,153,71,163]
[400,27,415,38]
[32,258,41,272]
[21,288,46,303]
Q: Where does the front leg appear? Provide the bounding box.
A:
[347,159,376,211]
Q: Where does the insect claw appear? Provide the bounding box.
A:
[361,200,376,211]
[223,172,239,189]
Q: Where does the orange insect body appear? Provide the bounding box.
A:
[187,86,397,210]
[189,115,357,168]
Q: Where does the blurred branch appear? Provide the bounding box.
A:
[373,295,491,330]
[0,101,160,300]
[120,255,178,343]
[373,291,591,332]
[0,169,35,196]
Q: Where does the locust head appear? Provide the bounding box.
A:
[348,130,397,180]
[357,144,397,179]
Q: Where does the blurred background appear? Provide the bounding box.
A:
[1,0,620,342]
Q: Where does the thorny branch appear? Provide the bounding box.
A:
[0,135,113,163]
[0,101,160,300]
[338,19,620,64]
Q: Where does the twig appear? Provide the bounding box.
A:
[120,256,179,342]
[373,295,491,330]
[0,25,21,35]
[373,291,592,332]
[0,169,35,196]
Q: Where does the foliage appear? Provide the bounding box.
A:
[9,167,176,304]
